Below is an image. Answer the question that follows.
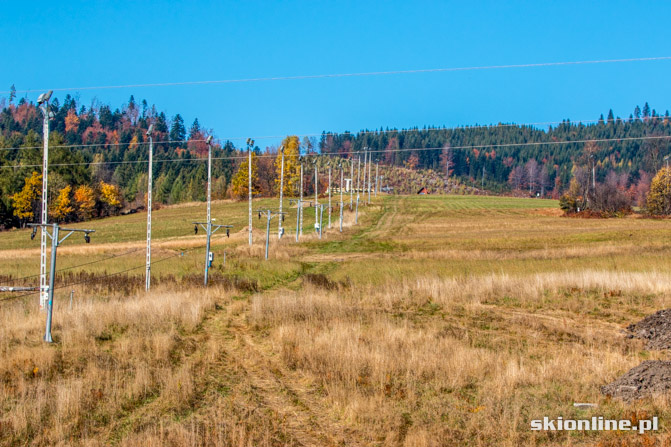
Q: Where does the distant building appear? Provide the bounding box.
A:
[417,187,429,195]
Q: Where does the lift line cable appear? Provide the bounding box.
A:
[2,134,671,170]
[0,246,202,303]
[3,56,670,95]
[3,247,145,285]
[1,116,668,152]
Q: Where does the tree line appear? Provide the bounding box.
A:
[2,91,671,228]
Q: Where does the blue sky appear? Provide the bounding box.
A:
[2,0,671,148]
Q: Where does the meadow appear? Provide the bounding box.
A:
[2,194,671,446]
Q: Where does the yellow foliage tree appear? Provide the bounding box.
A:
[231,152,260,199]
[50,185,74,222]
[99,181,122,209]
[129,134,139,150]
[646,167,671,215]
[11,171,42,224]
[275,136,301,197]
[74,185,96,220]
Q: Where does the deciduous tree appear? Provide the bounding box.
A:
[231,153,260,199]
[50,185,74,222]
[275,136,301,197]
[11,172,42,226]
[646,167,671,215]
[74,185,96,220]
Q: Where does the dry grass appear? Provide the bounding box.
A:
[248,272,671,446]
[0,283,228,445]
[4,195,671,446]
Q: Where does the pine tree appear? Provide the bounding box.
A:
[634,106,641,120]
[170,114,186,144]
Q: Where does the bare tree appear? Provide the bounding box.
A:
[440,144,454,182]
[508,165,526,191]
[525,159,539,195]
[538,164,551,197]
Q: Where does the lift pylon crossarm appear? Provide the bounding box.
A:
[27,222,96,343]
[256,209,287,260]
[192,222,233,235]
[27,223,95,245]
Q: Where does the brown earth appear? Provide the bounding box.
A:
[627,308,671,350]
[601,360,671,401]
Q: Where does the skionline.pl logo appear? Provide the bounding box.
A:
[531,416,658,434]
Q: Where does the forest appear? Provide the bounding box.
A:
[1,91,670,228]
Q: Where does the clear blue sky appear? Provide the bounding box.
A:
[2,0,670,148]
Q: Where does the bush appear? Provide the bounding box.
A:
[559,194,577,213]
[646,167,671,215]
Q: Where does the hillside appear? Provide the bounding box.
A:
[1,95,669,228]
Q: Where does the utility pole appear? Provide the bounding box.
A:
[367,150,372,204]
[28,223,94,342]
[278,145,285,239]
[356,155,361,224]
[295,198,301,242]
[314,160,319,228]
[195,136,234,286]
[318,204,324,239]
[299,160,304,236]
[37,90,52,309]
[205,135,212,285]
[350,158,354,210]
[375,162,379,196]
[257,209,285,260]
[327,162,332,228]
[145,124,154,291]
[247,138,255,246]
[193,220,232,285]
[339,162,344,232]
[362,148,367,206]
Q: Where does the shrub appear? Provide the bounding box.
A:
[646,167,671,215]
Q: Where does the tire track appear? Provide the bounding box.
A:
[220,308,364,447]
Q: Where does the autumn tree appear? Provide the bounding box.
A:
[646,167,671,215]
[275,136,301,197]
[64,109,80,133]
[404,152,419,170]
[231,153,260,199]
[98,181,123,216]
[50,185,74,222]
[11,172,42,226]
[74,185,96,220]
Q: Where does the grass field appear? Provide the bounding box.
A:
[2,193,671,446]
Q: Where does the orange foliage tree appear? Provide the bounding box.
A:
[64,109,80,133]
[74,185,96,220]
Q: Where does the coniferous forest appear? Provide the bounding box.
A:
[1,92,670,228]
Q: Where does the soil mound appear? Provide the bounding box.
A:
[601,360,671,401]
[627,309,671,350]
